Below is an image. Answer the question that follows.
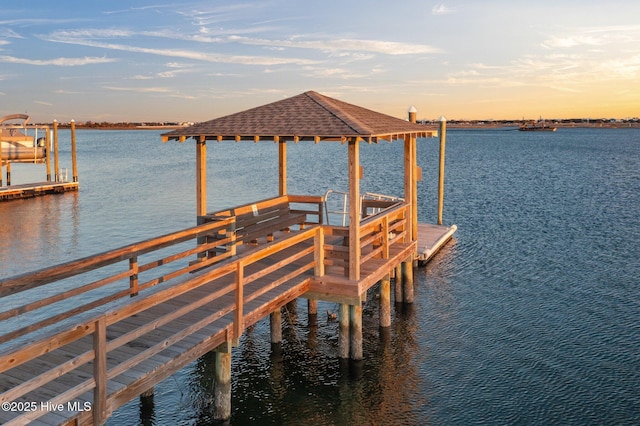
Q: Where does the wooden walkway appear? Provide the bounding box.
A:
[0,197,455,425]
[0,182,78,201]
[0,219,319,425]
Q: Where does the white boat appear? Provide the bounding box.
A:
[1,114,47,162]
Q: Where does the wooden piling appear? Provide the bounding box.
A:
[402,259,414,304]
[394,263,403,303]
[139,388,155,424]
[214,343,232,421]
[338,303,349,358]
[140,387,154,398]
[408,106,417,124]
[380,274,391,328]
[45,127,51,181]
[53,120,60,182]
[307,299,317,316]
[349,304,363,360]
[270,309,282,344]
[438,116,447,225]
[70,119,78,182]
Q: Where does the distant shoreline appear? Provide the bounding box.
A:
[54,125,183,130]
[49,122,639,130]
[80,124,640,130]
[446,122,640,129]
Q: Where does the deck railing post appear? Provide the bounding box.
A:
[93,317,107,425]
[129,255,139,296]
[228,217,237,257]
[318,200,324,225]
[234,261,244,338]
[314,227,325,277]
[382,215,389,259]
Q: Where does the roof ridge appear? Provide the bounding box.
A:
[304,91,374,135]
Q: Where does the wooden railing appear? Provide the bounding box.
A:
[322,202,408,276]
[199,195,324,226]
[199,194,324,256]
[0,222,324,425]
[359,202,408,264]
[287,194,324,225]
[0,219,236,345]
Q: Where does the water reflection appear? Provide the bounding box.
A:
[0,191,80,277]
[171,292,430,425]
[5,128,639,425]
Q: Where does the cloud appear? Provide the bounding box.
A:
[44,35,320,66]
[48,28,134,39]
[0,28,23,42]
[543,35,605,48]
[432,4,455,15]
[0,55,117,66]
[542,25,640,49]
[103,86,172,93]
[301,66,369,80]
[102,84,199,100]
[228,35,441,55]
[46,28,440,59]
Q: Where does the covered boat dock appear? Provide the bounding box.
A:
[0,91,456,425]
[162,90,457,362]
[0,115,78,201]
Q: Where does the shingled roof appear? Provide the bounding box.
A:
[162,91,435,143]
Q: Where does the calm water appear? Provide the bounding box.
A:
[1,128,638,425]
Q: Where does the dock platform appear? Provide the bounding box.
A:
[0,181,78,201]
[417,223,457,265]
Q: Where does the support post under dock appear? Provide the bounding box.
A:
[214,342,232,421]
[270,309,282,345]
[380,274,391,328]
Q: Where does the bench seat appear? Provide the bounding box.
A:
[201,200,307,253]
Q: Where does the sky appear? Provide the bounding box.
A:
[1,0,639,123]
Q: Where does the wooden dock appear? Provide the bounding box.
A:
[1,91,458,424]
[1,116,79,202]
[0,182,79,201]
[0,196,455,425]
